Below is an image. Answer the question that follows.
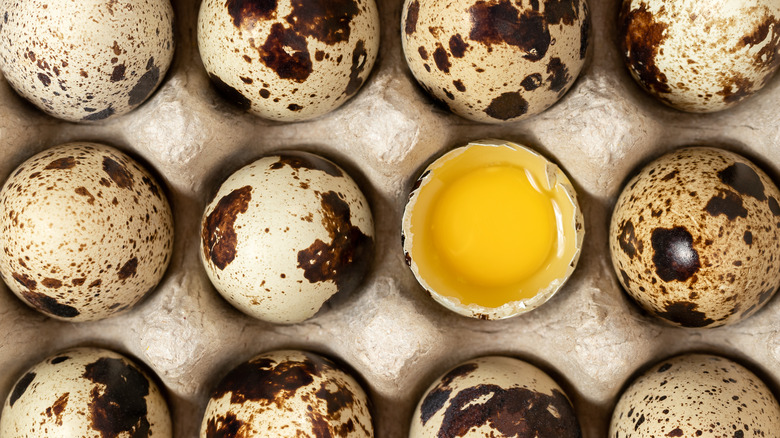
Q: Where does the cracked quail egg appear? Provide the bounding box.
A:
[0,142,174,321]
[410,356,581,437]
[610,354,780,437]
[0,347,172,438]
[200,151,374,324]
[402,139,584,320]
[197,0,380,121]
[0,0,175,122]
[200,349,373,437]
[401,0,590,123]
[618,0,780,112]
[610,147,780,328]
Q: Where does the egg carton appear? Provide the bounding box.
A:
[2,0,780,436]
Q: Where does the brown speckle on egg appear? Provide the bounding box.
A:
[610,147,780,327]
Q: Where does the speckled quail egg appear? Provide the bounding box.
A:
[197,0,380,121]
[0,142,174,321]
[410,356,580,437]
[200,349,373,437]
[401,0,590,123]
[200,152,374,324]
[0,347,172,437]
[619,0,780,112]
[610,147,780,328]
[402,140,584,320]
[610,354,780,437]
[0,0,174,122]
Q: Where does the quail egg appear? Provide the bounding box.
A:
[610,354,780,437]
[200,152,374,324]
[618,0,780,112]
[610,147,780,328]
[0,347,172,437]
[0,142,174,321]
[200,349,373,437]
[197,0,380,121]
[410,355,581,437]
[0,0,175,122]
[401,0,590,123]
[402,139,584,320]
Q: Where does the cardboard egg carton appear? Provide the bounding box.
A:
[2,0,780,436]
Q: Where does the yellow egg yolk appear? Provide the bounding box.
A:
[429,166,555,288]
[406,142,580,311]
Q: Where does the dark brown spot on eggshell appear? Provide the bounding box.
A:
[316,380,355,416]
[110,64,126,82]
[656,301,715,327]
[209,73,252,110]
[226,0,278,28]
[470,0,551,61]
[453,80,466,92]
[127,62,160,107]
[75,186,96,204]
[448,34,468,58]
[13,272,37,290]
[546,57,570,92]
[436,385,580,437]
[544,0,579,25]
[619,2,671,95]
[42,278,62,289]
[103,157,134,189]
[203,186,253,270]
[405,0,420,35]
[288,103,303,111]
[418,46,429,60]
[51,356,70,364]
[206,412,245,438]
[484,91,528,120]
[83,357,151,438]
[297,191,373,293]
[212,355,322,404]
[38,73,51,86]
[651,226,700,282]
[82,106,116,121]
[48,392,69,426]
[259,23,313,83]
[118,257,138,280]
[717,74,754,104]
[344,40,367,96]
[286,0,359,45]
[420,363,478,424]
[579,4,589,59]
[769,197,780,215]
[45,157,76,170]
[433,44,451,73]
[9,372,36,407]
[740,15,780,69]
[270,153,343,177]
[521,73,543,91]
[705,190,748,220]
[19,287,80,318]
[617,220,642,259]
[718,162,766,200]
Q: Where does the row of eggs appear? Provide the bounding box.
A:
[2,0,780,123]
[2,139,780,328]
[2,346,779,436]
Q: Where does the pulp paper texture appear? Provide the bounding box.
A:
[2,0,780,436]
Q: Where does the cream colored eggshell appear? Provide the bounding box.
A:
[200,152,374,324]
[610,354,780,436]
[410,356,581,437]
[197,0,380,121]
[401,0,590,123]
[401,139,584,320]
[619,0,780,112]
[0,0,174,122]
[0,347,172,438]
[200,350,373,438]
[609,147,780,328]
[0,142,174,322]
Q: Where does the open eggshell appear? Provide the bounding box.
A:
[401,139,584,320]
